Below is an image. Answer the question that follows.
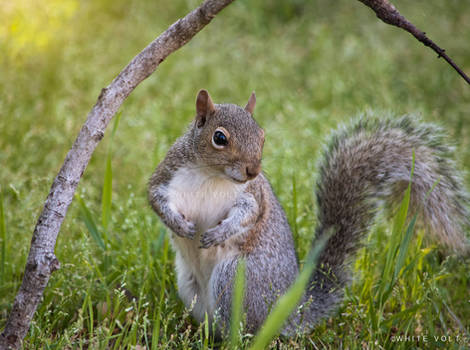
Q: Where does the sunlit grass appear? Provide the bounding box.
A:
[0,0,78,59]
[0,0,469,348]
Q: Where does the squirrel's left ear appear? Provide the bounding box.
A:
[196,89,216,127]
[244,92,256,115]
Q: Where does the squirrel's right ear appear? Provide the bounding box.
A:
[196,89,215,127]
[244,92,256,115]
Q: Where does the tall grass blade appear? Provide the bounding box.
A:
[77,195,105,250]
[379,216,419,306]
[101,156,113,231]
[230,258,246,349]
[291,174,298,238]
[0,186,6,283]
[204,312,210,349]
[248,232,331,350]
[88,294,94,341]
[368,294,378,332]
[101,112,121,230]
[379,152,415,302]
[152,235,169,350]
[393,214,418,281]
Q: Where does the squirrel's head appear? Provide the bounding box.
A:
[191,89,264,184]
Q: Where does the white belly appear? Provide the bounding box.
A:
[166,165,244,320]
[167,166,243,232]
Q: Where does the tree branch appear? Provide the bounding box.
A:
[0,1,235,348]
[358,0,470,85]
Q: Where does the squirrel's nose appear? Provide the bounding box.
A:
[246,163,261,180]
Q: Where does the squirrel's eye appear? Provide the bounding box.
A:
[212,130,228,148]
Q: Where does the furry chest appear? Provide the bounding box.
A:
[165,166,245,319]
[166,166,244,232]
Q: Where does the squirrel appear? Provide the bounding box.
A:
[148,89,469,336]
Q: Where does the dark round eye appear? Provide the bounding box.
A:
[213,130,228,147]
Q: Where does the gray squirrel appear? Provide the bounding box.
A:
[148,89,469,336]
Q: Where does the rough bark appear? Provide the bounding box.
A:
[0,1,234,348]
[358,0,470,85]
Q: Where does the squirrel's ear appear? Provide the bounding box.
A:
[244,92,256,115]
[196,89,215,127]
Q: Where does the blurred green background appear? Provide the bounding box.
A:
[1,0,469,348]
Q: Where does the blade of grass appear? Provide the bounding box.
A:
[230,258,246,349]
[378,200,413,306]
[88,294,94,342]
[152,234,169,350]
[382,303,422,328]
[291,174,298,238]
[101,156,113,231]
[399,251,422,280]
[393,214,418,281]
[0,186,6,284]
[204,312,210,349]
[368,293,378,332]
[101,111,121,230]
[381,157,440,306]
[248,232,331,350]
[378,152,415,303]
[77,194,105,250]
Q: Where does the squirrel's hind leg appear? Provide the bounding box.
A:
[209,254,296,336]
[173,254,209,323]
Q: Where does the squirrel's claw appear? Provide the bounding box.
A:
[199,233,216,249]
[173,214,197,239]
[200,225,225,249]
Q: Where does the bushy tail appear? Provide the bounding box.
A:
[302,115,469,329]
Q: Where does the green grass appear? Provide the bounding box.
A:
[230,259,246,350]
[1,0,470,348]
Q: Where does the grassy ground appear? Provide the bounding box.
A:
[1,0,470,348]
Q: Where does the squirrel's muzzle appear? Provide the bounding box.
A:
[246,162,262,180]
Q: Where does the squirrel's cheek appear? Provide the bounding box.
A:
[224,167,246,183]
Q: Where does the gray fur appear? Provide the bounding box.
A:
[148,91,469,337]
[294,115,470,333]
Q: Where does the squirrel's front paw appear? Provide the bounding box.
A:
[200,224,227,249]
[173,214,197,239]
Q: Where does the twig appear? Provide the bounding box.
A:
[358,0,470,85]
[0,1,235,348]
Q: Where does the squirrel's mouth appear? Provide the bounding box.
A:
[224,166,260,184]
[227,176,249,185]
[229,177,248,184]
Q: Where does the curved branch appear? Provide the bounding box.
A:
[358,0,470,85]
[0,1,234,348]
